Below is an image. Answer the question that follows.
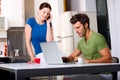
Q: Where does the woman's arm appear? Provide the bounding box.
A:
[25,24,35,63]
[46,17,54,42]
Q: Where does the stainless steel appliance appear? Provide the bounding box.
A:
[7,27,29,62]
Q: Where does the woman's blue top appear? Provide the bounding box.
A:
[26,17,47,55]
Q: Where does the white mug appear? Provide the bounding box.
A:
[78,57,84,63]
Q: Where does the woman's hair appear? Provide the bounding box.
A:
[39,2,51,11]
[70,13,90,28]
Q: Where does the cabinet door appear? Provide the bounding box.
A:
[1,0,25,26]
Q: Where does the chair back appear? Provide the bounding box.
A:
[112,57,119,63]
[112,57,119,80]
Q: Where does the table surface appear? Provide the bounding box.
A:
[0,62,120,80]
[0,62,119,70]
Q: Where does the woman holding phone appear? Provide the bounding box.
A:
[25,2,53,64]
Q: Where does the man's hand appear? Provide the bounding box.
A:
[73,57,79,62]
[62,57,69,62]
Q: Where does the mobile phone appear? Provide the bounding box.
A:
[47,16,50,20]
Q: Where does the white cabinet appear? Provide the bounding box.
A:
[1,0,25,27]
[0,17,7,57]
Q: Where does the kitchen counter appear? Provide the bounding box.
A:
[0,57,11,63]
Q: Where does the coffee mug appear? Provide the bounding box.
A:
[34,58,41,64]
[78,57,84,64]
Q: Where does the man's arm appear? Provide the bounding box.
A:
[85,47,112,63]
[62,49,81,62]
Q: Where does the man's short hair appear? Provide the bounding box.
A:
[70,13,90,28]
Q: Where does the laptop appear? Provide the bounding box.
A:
[40,41,76,64]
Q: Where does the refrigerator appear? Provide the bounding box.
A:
[57,11,98,56]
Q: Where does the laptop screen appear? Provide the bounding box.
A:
[40,41,64,64]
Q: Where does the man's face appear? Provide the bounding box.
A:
[73,21,86,37]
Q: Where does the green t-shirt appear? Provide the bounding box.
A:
[77,31,108,60]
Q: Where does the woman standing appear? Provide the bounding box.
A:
[25,2,53,64]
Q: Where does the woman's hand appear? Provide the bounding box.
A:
[47,14,52,22]
[27,56,35,64]
[28,60,34,64]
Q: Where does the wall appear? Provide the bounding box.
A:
[107,0,120,79]
[34,0,49,16]
[71,0,96,11]
[71,0,81,11]
[107,0,120,58]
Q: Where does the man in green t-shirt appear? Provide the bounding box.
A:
[62,13,112,80]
